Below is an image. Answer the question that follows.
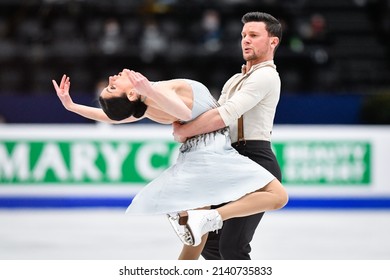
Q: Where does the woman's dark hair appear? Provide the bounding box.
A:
[242,12,282,49]
[99,94,147,121]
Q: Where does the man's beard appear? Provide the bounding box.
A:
[244,53,257,62]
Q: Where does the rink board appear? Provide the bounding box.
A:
[1,124,390,209]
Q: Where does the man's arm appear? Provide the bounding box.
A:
[173,108,226,140]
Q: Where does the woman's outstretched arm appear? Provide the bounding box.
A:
[52,74,137,124]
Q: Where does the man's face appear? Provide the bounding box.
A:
[241,21,276,64]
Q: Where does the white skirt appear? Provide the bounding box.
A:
[126,128,275,215]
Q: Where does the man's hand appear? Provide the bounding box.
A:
[172,122,187,143]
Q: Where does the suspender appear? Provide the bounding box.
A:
[222,73,246,145]
[224,63,275,145]
[237,115,245,144]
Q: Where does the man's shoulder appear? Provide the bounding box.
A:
[249,65,279,82]
[250,61,277,73]
[222,73,242,88]
[227,73,242,81]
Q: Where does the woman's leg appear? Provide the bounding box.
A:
[181,179,287,222]
[217,179,288,221]
[178,234,208,260]
[178,179,288,247]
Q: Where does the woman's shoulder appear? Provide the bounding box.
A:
[153,79,188,88]
[155,79,193,94]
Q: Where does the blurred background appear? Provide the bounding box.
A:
[1,0,390,261]
[0,0,389,124]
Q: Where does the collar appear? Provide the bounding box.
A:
[241,60,275,75]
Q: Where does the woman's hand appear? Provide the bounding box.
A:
[123,69,153,97]
[52,74,74,111]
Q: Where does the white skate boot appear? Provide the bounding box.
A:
[185,210,223,247]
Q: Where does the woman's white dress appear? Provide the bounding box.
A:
[126,79,275,215]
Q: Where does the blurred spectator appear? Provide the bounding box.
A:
[309,13,328,43]
[139,20,168,62]
[99,18,126,55]
[0,0,389,103]
[296,13,328,44]
[200,9,222,53]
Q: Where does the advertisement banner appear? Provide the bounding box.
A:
[273,141,371,186]
[0,140,179,184]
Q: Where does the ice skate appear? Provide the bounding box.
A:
[185,210,223,247]
[167,213,193,246]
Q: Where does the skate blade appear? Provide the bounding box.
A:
[167,214,194,246]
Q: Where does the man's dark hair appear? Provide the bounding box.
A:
[99,94,147,121]
[242,12,282,47]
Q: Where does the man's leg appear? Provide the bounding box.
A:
[201,230,222,260]
[213,142,278,259]
[202,142,280,259]
[201,203,225,260]
[218,212,264,260]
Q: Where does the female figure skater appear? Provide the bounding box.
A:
[52,69,288,259]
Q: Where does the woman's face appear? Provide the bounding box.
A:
[100,70,137,100]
